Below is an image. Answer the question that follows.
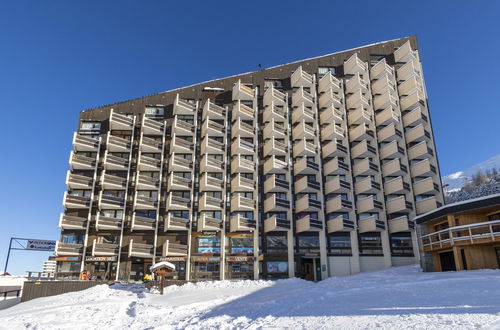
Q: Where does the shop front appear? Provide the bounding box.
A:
[83,256,117,281]
[55,256,81,280]
[296,233,322,281]
[157,256,187,280]
[129,258,152,283]
[225,233,254,280]
[190,233,221,280]
[263,234,289,279]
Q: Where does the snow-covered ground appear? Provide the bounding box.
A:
[1,265,500,329]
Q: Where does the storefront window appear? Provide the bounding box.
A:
[328,233,352,255]
[297,235,320,254]
[390,232,414,256]
[359,233,383,255]
[266,261,288,274]
[230,237,253,254]
[265,235,287,254]
[197,236,221,254]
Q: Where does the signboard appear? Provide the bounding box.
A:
[226,256,253,262]
[85,256,117,262]
[191,256,221,262]
[55,256,81,262]
[159,256,187,262]
[26,240,56,251]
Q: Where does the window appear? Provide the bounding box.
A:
[68,190,91,197]
[328,233,351,255]
[297,235,320,253]
[197,236,221,254]
[135,210,156,219]
[230,237,253,254]
[390,232,414,256]
[80,121,101,131]
[145,106,164,117]
[101,210,124,219]
[137,190,158,199]
[318,67,335,75]
[266,261,288,273]
[172,211,189,219]
[359,233,383,255]
[61,234,84,245]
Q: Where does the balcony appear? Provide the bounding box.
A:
[321,123,345,141]
[377,123,403,143]
[388,215,414,233]
[101,171,127,189]
[139,136,162,153]
[231,118,254,138]
[63,192,90,209]
[292,121,316,140]
[382,158,407,177]
[318,71,342,93]
[134,194,158,210]
[384,176,410,195]
[92,240,119,256]
[232,80,255,101]
[165,193,191,211]
[59,214,87,230]
[136,173,159,190]
[356,196,383,213]
[394,41,417,63]
[129,240,154,258]
[296,195,322,212]
[354,177,381,194]
[168,154,192,172]
[320,104,344,126]
[375,106,399,126]
[349,124,374,142]
[398,75,423,96]
[327,216,355,233]
[413,177,440,195]
[348,106,371,125]
[263,120,286,139]
[403,106,427,127]
[294,157,319,175]
[199,194,223,211]
[173,94,196,115]
[379,141,405,160]
[170,136,194,153]
[293,138,316,157]
[142,116,165,136]
[199,174,224,192]
[167,174,192,191]
[66,172,93,190]
[345,73,368,94]
[263,137,287,157]
[55,241,83,256]
[324,177,351,194]
[230,195,255,212]
[296,215,323,233]
[231,155,254,173]
[373,90,398,111]
[292,87,314,108]
[110,109,134,130]
[200,136,225,155]
[291,66,313,88]
[131,214,156,231]
[231,136,255,155]
[396,60,420,83]
[137,154,161,171]
[263,104,287,123]
[98,192,125,210]
[326,196,353,213]
[263,195,290,212]
[69,151,97,171]
[353,158,378,176]
[202,101,226,121]
[294,176,321,194]
[346,90,370,110]
[201,155,225,173]
[370,58,394,80]
[73,133,100,152]
[232,101,255,121]
[371,74,395,95]
[358,216,385,233]
[106,134,131,153]
[263,85,286,106]
[263,155,288,174]
[292,103,315,123]
[164,213,190,231]
[103,152,128,171]
[264,215,290,232]
[410,158,436,177]
[96,214,122,231]
[201,118,225,137]
[405,124,431,144]
[197,214,222,231]
[350,140,376,158]
[344,53,366,75]
[230,215,256,232]
[386,196,413,214]
[231,174,255,192]
[408,141,433,161]
[400,90,425,112]
[318,88,343,109]
[162,241,188,257]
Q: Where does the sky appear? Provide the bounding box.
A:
[0,0,499,275]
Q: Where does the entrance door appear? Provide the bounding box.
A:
[439,251,456,271]
[303,259,314,281]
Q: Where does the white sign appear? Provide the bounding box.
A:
[26,240,56,251]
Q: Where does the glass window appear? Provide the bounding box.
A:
[230,237,253,254]
[390,232,414,256]
[266,261,288,273]
[81,122,101,130]
[61,234,84,244]
[328,233,352,255]
[197,236,221,254]
[359,233,383,255]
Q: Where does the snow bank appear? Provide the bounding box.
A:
[1,265,499,329]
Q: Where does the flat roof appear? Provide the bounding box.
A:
[415,193,500,224]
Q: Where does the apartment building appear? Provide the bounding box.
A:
[55,36,444,282]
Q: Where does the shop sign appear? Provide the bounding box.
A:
[55,256,81,262]
[305,253,319,257]
[26,239,56,251]
[192,256,208,262]
[85,256,117,262]
[159,256,187,262]
[208,257,220,262]
[226,256,252,262]
[201,231,217,236]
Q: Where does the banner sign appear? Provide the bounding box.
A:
[226,256,253,262]
[159,256,187,262]
[85,256,117,262]
[191,256,221,262]
[55,256,81,262]
[26,240,56,251]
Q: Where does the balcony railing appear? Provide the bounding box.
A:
[348,106,371,125]
[321,123,345,142]
[171,136,195,154]
[231,175,255,192]
[197,214,223,231]
[349,124,374,142]
[263,120,286,139]
[70,151,97,171]
[398,75,423,96]
[382,158,407,177]
[136,174,159,190]
[92,240,119,256]
[296,195,322,212]
[203,100,226,120]
[318,71,342,94]
[353,158,378,176]
[403,107,427,127]
[384,176,410,195]
[294,157,319,175]
[232,118,254,138]
[324,177,351,194]
[169,154,193,172]
[345,73,368,94]
[140,136,163,153]
[73,133,100,152]
[172,116,195,136]
[263,104,287,123]
[377,123,402,143]
[371,74,395,95]
[396,60,421,83]
[98,192,125,209]
[131,214,156,231]
[199,194,224,210]
[318,88,343,109]
[106,134,131,153]
[59,214,87,230]
[55,241,83,256]
[293,138,316,157]
[231,136,255,155]
[103,152,128,170]
[405,124,431,144]
[263,155,288,174]
[166,194,191,210]
[96,214,123,231]
[413,177,440,195]
[142,116,165,135]
[129,240,154,258]
[408,141,433,161]
[232,101,255,122]
[167,174,192,191]
[350,140,376,159]
[173,94,196,115]
[344,53,366,75]
[394,41,417,63]
[379,141,405,160]
[165,213,190,231]
[410,158,436,178]
[373,90,398,111]
[199,174,224,192]
[386,196,413,214]
[137,154,161,171]
[370,58,394,79]
[202,118,225,137]
[296,215,323,233]
[63,192,91,209]
[230,195,255,212]
[324,157,349,175]
[292,103,315,123]
[109,109,134,130]
[416,196,441,215]
[263,195,290,213]
[263,175,288,193]
[388,215,414,234]
[201,155,225,173]
[134,194,158,210]
[264,215,290,232]
[163,241,189,256]
[263,85,286,106]
[66,172,93,190]
[230,214,256,232]
[327,216,355,233]
[291,66,313,88]
[231,155,254,174]
[232,80,255,101]
[263,137,287,157]
[292,87,314,108]
[358,216,385,233]
[101,171,127,189]
[294,176,321,194]
[320,104,344,126]
[292,121,316,140]
[375,106,399,126]
[400,90,425,112]
[354,177,381,194]
[356,196,383,213]
[346,90,370,110]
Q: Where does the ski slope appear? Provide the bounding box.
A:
[1,265,499,329]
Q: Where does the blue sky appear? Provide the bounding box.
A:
[0,1,499,275]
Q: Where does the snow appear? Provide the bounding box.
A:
[1,265,499,329]
[150,261,176,272]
